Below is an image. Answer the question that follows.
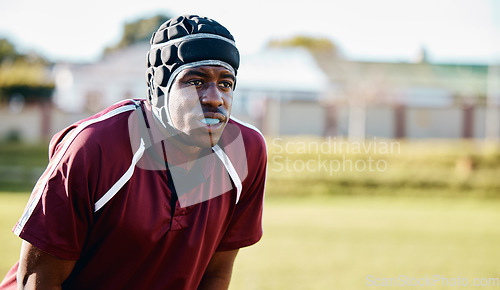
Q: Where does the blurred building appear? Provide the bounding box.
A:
[51,46,330,137]
[316,54,498,139]
[52,42,149,113]
[2,43,499,142]
[234,48,329,136]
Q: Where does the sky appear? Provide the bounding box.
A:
[0,0,499,64]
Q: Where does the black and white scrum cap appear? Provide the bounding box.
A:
[146,15,240,128]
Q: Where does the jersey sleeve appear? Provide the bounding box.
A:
[216,132,267,251]
[13,127,100,260]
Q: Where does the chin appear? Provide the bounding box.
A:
[186,133,221,149]
[206,134,222,148]
[186,125,225,148]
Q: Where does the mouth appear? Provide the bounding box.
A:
[200,118,222,125]
[198,112,227,130]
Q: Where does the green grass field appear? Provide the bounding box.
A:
[1,139,500,289]
[231,196,500,290]
[1,194,500,289]
[0,193,28,277]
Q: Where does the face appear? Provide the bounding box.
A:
[167,65,235,148]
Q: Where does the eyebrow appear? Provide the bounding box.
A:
[182,70,207,78]
[221,73,236,82]
[181,69,235,82]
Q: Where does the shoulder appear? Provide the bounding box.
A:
[227,117,267,157]
[48,99,142,159]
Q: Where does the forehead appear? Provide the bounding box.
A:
[176,65,235,79]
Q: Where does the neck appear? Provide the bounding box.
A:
[151,112,203,169]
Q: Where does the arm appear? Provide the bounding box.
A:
[17,241,76,290]
[198,249,239,290]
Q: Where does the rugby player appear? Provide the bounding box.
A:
[0,15,267,290]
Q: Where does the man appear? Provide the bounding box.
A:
[0,15,267,289]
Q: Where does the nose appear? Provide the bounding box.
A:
[200,83,223,107]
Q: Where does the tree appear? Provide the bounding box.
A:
[0,38,54,102]
[0,38,20,61]
[104,14,171,54]
[0,38,48,64]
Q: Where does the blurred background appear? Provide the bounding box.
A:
[0,0,499,289]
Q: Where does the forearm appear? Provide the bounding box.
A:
[18,274,63,290]
[17,241,76,290]
[198,274,232,290]
[198,249,238,290]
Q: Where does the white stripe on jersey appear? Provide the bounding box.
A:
[213,144,243,204]
[229,116,267,217]
[94,138,146,212]
[15,110,266,234]
[14,103,139,236]
[94,116,266,208]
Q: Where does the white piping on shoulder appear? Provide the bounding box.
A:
[229,116,266,143]
[94,138,146,212]
[14,103,138,236]
[212,144,242,204]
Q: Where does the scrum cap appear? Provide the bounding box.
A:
[146,15,240,127]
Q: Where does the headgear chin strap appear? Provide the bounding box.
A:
[146,15,240,129]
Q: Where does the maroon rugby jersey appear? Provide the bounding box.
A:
[0,99,267,289]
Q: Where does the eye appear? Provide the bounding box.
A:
[219,81,234,89]
[188,80,203,86]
